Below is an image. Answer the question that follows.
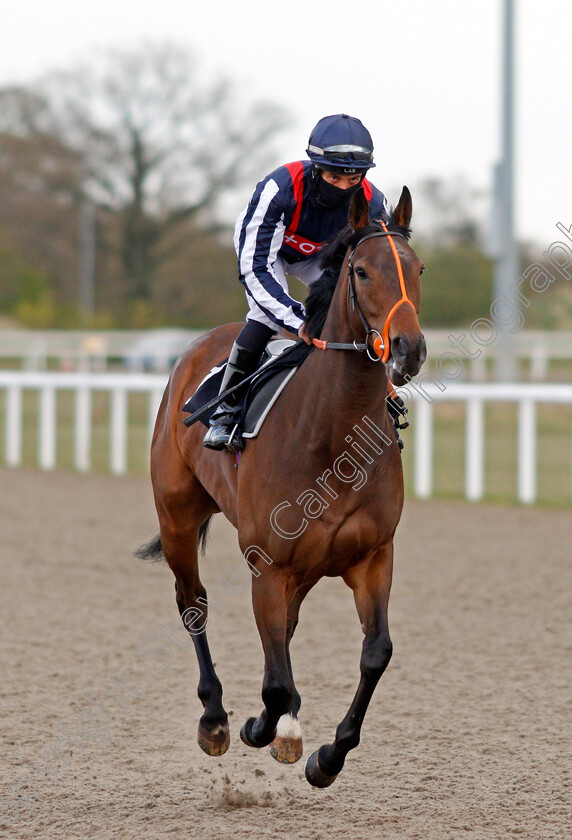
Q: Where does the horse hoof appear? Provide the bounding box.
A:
[269,714,303,763]
[240,718,269,750]
[269,735,303,764]
[240,717,263,748]
[304,749,338,788]
[197,720,230,756]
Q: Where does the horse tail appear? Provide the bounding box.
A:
[135,516,213,563]
[198,516,213,555]
[135,534,164,563]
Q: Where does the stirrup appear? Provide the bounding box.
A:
[202,418,244,452]
[202,407,234,450]
[226,425,244,453]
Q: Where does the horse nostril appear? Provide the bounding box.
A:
[392,336,409,362]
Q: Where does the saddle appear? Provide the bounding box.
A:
[182,339,312,441]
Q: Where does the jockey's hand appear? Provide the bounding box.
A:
[298,324,312,346]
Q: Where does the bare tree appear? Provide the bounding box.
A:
[0,45,288,321]
[39,43,289,299]
[0,94,84,309]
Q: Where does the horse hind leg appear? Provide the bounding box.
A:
[163,516,230,757]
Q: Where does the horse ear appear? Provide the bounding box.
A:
[349,187,370,230]
[393,186,412,228]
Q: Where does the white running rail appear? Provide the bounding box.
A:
[406,382,572,504]
[1,373,571,503]
[0,371,166,476]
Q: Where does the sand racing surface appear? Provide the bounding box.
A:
[1,467,570,839]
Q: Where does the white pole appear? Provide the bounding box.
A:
[74,387,92,472]
[465,398,485,501]
[39,387,57,470]
[517,399,536,504]
[5,386,23,467]
[110,388,128,475]
[493,0,519,382]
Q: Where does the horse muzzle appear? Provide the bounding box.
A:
[386,332,427,385]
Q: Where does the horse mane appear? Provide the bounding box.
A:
[304,213,412,340]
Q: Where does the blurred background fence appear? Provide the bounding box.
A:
[2,328,572,379]
[1,329,571,507]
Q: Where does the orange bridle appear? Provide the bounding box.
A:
[373,223,416,362]
[312,224,416,363]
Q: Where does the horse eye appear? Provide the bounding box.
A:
[355,267,367,280]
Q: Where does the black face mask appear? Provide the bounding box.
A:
[314,177,363,210]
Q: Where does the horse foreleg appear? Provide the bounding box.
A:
[269,581,314,764]
[240,570,295,751]
[305,544,394,788]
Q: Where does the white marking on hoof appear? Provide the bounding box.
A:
[270,715,303,763]
[276,714,302,739]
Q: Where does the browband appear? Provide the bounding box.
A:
[348,229,407,265]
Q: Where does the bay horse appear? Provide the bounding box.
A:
[141,186,426,788]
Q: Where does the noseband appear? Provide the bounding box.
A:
[312,224,416,363]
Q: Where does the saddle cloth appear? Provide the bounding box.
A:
[182,339,312,439]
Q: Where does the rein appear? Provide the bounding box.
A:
[311,224,415,363]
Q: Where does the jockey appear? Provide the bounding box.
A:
[203,113,390,451]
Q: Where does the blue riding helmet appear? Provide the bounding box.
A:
[306,113,375,173]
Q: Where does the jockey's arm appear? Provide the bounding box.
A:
[234,179,306,335]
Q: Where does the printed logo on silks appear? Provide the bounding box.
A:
[283,232,324,255]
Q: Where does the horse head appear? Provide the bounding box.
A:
[347,186,427,385]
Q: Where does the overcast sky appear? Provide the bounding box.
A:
[0,0,570,247]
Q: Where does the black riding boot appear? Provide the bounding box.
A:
[202,342,263,451]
